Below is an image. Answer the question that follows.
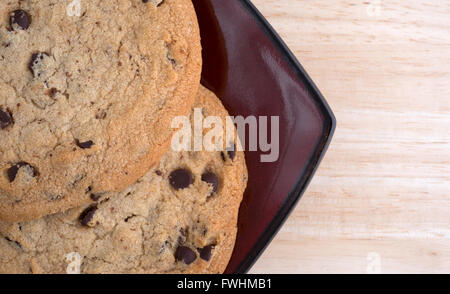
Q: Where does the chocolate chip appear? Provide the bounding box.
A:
[227,144,236,161]
[198,245,213,261]
[0,108,13,129]
[46,88,58,98]
[201,172,219,196]
[155,170,162,176]
[7,162,36,182]
[10,10,31,30]
[76,139,94,149]
[221,144,236,161]
[169,169,194,190]
[29,52,49,76]
[7,165,20,182]
[90,194,101,201]
[175,246,197,265]
[79,205,98,226]
[124,214,136,222]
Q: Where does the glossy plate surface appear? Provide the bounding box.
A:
[192,0,336,273]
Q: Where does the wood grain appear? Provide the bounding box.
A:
[248,0,450,274]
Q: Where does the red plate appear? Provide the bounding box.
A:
[193,0,336,273]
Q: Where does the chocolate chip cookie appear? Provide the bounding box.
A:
[0,86,248,274]
[0,0,202,221]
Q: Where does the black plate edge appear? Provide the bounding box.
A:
[232,0,337,274]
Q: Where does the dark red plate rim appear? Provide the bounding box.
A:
[231,0,336,273]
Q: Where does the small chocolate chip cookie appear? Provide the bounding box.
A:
[0,0,202,221]
[0,86,248,274]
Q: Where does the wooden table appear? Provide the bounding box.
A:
[248,0,450,274]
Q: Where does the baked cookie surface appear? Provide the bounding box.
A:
[0,0,202,221]
[0,86,247,274]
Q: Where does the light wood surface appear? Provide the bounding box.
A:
[248,0,450,274]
